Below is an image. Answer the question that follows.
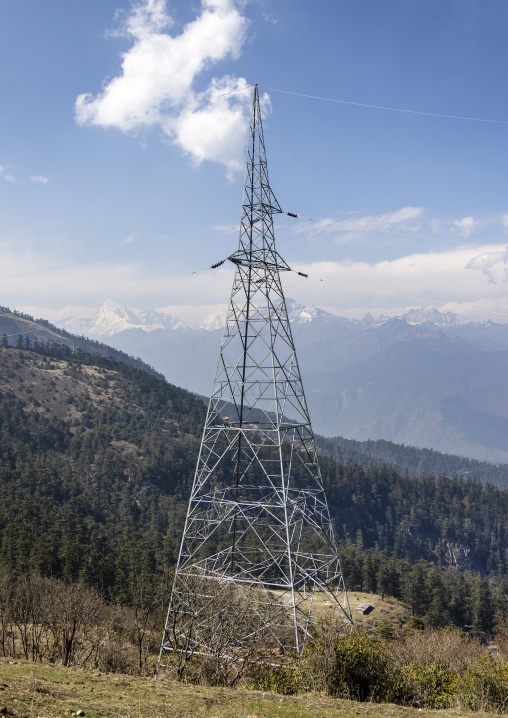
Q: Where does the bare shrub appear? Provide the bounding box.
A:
[390,628,485,673]
[10,574,53,661]
[494,618,508,656]
[161,573,288,686]
[124,566,173,674]
[0,562,14,657]
[97,638,133,673]
[45,579,106,666]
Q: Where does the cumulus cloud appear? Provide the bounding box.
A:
[29,176,49,184]
[453,216,477,238]
[305,206,423,242]
[75,0,253,176]
[467,248,508,284]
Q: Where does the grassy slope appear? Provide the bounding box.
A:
[0,350,164,421]
[0,658,497,718]
[0,306,164,380]
[273,590,408,631]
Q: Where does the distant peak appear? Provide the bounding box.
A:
[101,299,123,310]
[285,298,334,323]
[199,309,227,331]
[361,312,391,326]
[64,301,189,338]
[401,306,467,327]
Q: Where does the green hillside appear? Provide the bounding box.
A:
[0,305,164,379]
[0,340,507,630]
[317,434,508,489]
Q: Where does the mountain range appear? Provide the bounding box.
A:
[55,299,508,463]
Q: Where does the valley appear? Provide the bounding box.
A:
[55,299,508,462]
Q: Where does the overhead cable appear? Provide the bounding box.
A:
[261,85,508,125]
[286,269,508,323]
[284,210,502,251]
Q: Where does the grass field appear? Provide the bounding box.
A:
[274,588,408,631]
[348,591,408,631]
[0,657,498,718]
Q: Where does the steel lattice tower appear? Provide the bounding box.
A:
[159,85,352,667]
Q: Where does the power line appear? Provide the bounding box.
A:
[0,220,301,284]
[82,81,508,132]
[261,85,508,125]
[0,227,233,281]
[204,257,508,323]
[288,270,508,323]
[283,207,507,252]
[17,257,232,316]
[0,239,181,281]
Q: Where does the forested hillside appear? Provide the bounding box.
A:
[1,341,508,630]
[0,342,204,600]
[317,434,508,489]
[0,305,164,379]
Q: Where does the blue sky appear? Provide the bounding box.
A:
[2,0,508,325]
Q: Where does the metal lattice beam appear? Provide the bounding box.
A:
[159,85,352,668]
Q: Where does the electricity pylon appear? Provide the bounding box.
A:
[159,85,352,668]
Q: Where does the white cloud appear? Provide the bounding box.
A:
[164,76,254,175]
[281,242,508,322]
[0,166,14,182]
[305,206,423,242]
[122,234,135,244]
[453,216,477,238]
[429,218,445,233]
[466,248,508,284]
[0,165,50,184]
[8,231,508,327]
[75,0,252,176]
[122,0,173,38]
[18,305,99,322]
[0,243,235,317]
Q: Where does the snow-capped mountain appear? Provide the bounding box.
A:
[199,308,227,331]
[56,299,508,463]
[196,300,339,330]
[285,298,343,324]
[61,297,481,339]
[401,306,469,327]
[62,299,188,339]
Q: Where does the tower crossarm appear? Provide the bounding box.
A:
[228,255,292,272]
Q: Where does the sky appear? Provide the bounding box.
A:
[3,0,508,325]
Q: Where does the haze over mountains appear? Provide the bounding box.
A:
[55,300,508,464]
